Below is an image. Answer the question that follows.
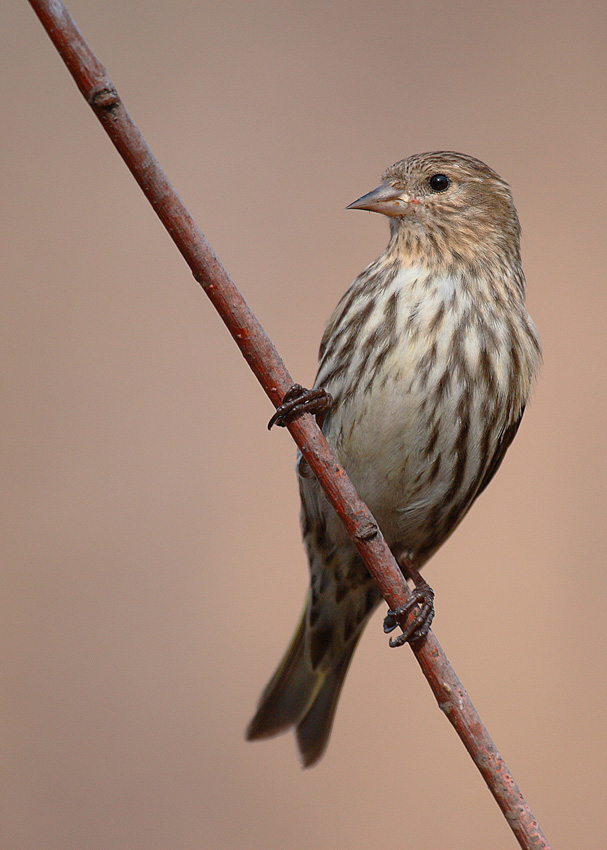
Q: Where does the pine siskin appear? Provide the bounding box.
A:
[247,152,541,767]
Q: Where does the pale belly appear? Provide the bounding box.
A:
[324,377,458,555]
[321,332,518,562]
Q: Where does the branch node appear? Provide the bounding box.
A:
[354,521,379,542]
[90,85,119,112]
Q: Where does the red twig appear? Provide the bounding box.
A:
[27,2,551,847]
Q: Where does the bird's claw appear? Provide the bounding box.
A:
[383,582,435,647]
[268,384,333,430]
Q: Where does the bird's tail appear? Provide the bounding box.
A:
[246,595,362,767]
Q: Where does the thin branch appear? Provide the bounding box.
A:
[27,2,550,848]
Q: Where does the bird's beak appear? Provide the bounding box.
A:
[346,181,409,217]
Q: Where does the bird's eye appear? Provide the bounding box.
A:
[428,173,450,193]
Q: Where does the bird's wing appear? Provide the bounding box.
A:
[474,409,525,500]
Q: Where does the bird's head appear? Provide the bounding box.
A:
[347,151,521,274]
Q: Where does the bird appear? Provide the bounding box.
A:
[246,151,541,767]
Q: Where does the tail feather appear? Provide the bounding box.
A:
[246,594,361,767]
[295,637,361,767]
[246,600,319,741]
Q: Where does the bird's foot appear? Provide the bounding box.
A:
[383,565,435,647]
[268,384,333,430]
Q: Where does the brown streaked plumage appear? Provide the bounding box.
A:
[247,151,541,767]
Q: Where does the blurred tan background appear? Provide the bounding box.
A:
[2,1,606,848]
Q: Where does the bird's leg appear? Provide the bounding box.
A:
[268,383,333,430]
[383,558,435,647]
